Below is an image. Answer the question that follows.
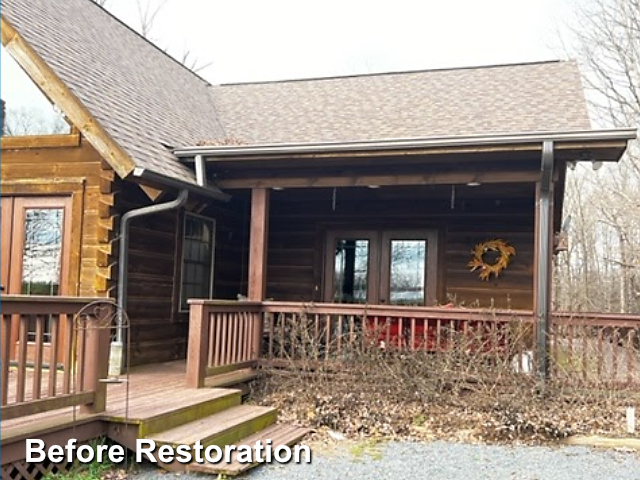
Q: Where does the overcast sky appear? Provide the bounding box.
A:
[1,0,574,110]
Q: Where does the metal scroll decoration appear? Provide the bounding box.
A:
[468,239,516,281]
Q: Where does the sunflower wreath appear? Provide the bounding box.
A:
[467,239,516,281]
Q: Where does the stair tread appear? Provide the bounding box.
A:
[204,368,261,388]
[149,404,277,446]
[187,423,312,476]
[105,387,240,422]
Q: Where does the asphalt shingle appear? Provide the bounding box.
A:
[1,0,593,184]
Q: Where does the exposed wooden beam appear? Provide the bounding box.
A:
[247,188,270,301]
[0,133,80,150]
[0,15,136,181]
[215,170,541,189]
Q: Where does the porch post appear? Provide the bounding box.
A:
[248,188,269,358]
[533,141,555,382]
[248,188,270,300]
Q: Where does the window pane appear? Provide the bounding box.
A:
[333,239,369,304]
[389,240,426,306]
[21,208,63,295]
[181,215,215,309]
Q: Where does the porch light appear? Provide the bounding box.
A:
[272,186,285,191]
[466,181,481,187]
[367,185,380,189]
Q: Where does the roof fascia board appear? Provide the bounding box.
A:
[0,15,137,180]
[175,128,636,160]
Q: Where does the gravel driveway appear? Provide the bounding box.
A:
[132,440,640,480]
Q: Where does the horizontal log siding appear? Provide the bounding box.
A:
[117,185,249,366]
[266,186,535,309]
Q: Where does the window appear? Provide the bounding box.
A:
[180,213,216,310]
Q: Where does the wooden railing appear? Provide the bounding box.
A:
[550,312,640,384]
[187,300,640,387]
[186,300,263,388]
[1,295,112,419]
[261,301,535,361]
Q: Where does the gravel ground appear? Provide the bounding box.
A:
[131,440,640,480]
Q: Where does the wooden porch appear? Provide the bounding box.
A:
[0,296,309,479]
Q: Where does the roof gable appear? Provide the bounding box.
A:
[1,0,226,186]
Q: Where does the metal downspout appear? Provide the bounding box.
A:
[536,141,554,382]
[109,189,189,375]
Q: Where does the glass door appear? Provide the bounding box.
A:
[2,196,72,359]
[324,231,379,304]
[325,229,438,306]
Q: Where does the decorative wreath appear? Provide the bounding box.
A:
[467,239,516,281]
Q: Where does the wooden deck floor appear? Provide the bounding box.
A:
[1,360,239,442]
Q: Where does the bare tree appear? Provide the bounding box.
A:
[99,0,212,74]
[556,0,640,313]
[3,105,70,136]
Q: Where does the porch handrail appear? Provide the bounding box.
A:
[186,299,640,387]
[1,295,112,419]
[260,301,535,322]
[186,300,263,388]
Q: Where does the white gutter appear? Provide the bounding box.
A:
[174,128,636,160]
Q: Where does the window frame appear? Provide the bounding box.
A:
[178,211,216,312]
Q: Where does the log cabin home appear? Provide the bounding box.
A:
[0,0,637,477]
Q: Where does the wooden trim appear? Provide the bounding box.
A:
[0,392,95,421]
[215,170,540,189]
[205,360,257,377]
[0,133,81,150]
[247,188,270,301]
[0,15,136,179]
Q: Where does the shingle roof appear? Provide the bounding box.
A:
[1,0,593,186]
[1,0,226,184]
[212,61,592,145]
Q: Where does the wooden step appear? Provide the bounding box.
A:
[105,388,242,437]
[204,368,261,389]
[149,404,278,450]
[187,423,312,476]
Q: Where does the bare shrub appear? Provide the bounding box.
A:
[252,311,640,443]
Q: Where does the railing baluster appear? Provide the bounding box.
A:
[627,330,634,385]
[62,313,73,394]
[337,315,343,354]
[32,315,45,400]
[581,325,588,380]
[1,313,12,406]
[230,312,239,364]
[324,314,330,361]
[349,315,355,353]
[214,312,223,367]
[410,318,416,351]
[48,315,60,397]
[268,312,274,359]
[611,329,620,382]
[207,312,216,367]
[597,328,604,379]
[16,317,28,403]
